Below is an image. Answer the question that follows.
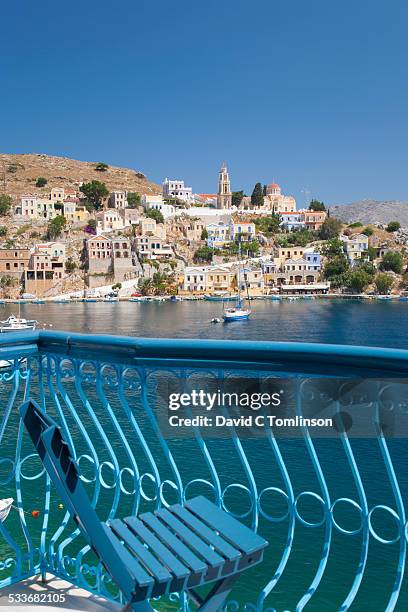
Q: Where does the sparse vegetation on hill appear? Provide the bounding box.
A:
[0,153,160,201]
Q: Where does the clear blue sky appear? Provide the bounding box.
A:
[2,0,408,205]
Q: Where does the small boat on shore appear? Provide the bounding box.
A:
[103,296,119,302]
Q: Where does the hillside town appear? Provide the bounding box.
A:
[0,156,407,301]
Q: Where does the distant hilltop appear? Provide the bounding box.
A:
[329,199,408,227]
[0,153,161,199]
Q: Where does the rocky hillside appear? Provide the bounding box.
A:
[329,200,408,226]
[0,153,161,200]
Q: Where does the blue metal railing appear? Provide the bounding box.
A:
[0,331,407,611]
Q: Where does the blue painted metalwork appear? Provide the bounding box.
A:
[0,330,407,611]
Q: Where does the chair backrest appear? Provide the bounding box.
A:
[20,400,137,601]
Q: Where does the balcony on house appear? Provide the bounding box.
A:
[0,331,407,610]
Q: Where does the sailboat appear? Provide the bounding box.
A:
[223,246,251,322]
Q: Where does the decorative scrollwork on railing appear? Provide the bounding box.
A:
[0,341,407,611]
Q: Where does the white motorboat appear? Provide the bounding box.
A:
[0,498,13,522]
[0,315,38,333]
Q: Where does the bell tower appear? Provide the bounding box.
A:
[217,163,232,209]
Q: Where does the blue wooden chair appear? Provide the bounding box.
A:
[20,400,268,611]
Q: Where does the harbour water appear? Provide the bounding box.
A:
[0,299,407,610]
[2,298,408,348]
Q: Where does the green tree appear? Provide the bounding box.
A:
[251,183,264,207]
[386,221,401,233]
[95,162,109,172]
[193,246,214,263]
[127,192,140,208]
[201,228,208,240]
[346,270,371,293]
[324,256,349,279]
[367,246,377,261]
[65,257,76,273]
[362,226,374,236]
[35,177,47,187]
[0,226,7,237]
[0,195,12,216]
[348,221,363,228]
[80,181,109,210]
[319,217,342,240]
[320,238,345,258]
[285,229,315,247]
[381,251,403,274]
[356,261,376,278]
[242,239,260,257]
[232,190,245,207]
[47,215,66,239]
[254,214,281,236]
[145,208,164,224]
[374,273,394,294]
[309,199,326,211]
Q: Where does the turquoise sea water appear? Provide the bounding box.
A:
[2,297,408,347]
[0,299,407,610]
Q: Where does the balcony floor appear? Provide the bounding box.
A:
[0,574,119,611]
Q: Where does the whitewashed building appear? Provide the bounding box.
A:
[141,195,175,219]
[163,178,193,203]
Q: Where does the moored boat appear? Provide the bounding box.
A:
[0,315,38,333]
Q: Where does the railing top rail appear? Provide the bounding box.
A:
[0,330,406,377]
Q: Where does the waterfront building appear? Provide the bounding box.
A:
[341,233,369,265]
[183,264,235,293]
[240,267,264,292]
[304,250,322,271]
[207,222,231,248]
[162,178,193,203]
[204,265,234,293]
[109,191,128,209]
[276,246,305,266]
[111,237,136,281]
[84,235,138,287]
[24,242,66,295]
[216,163,232,210]
[0,248,31,281]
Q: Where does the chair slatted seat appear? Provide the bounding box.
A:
[20,400,268,612]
